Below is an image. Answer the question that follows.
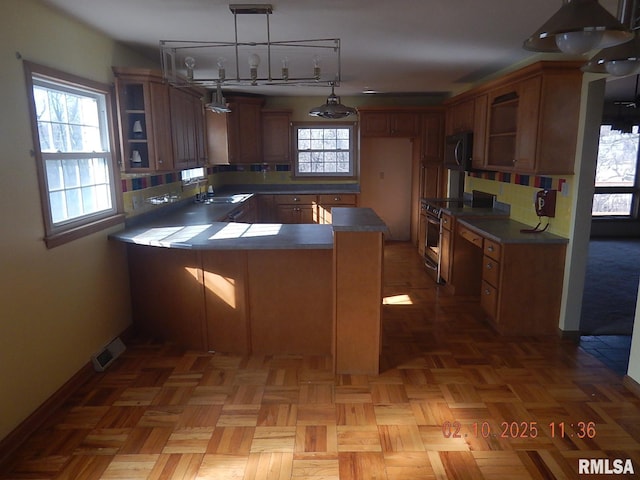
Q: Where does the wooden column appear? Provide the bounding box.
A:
[334,231,384,375]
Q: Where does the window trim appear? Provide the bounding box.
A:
[292,121,358,179]
[23,61,124,248]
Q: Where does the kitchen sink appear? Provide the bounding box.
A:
[203,194,252,204]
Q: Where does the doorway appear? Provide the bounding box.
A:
[359,137,413,240]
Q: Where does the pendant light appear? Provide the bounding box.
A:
[206,82,231,113]
[523,0,632,55]
[583,0,640,75]
[308,83,356,119]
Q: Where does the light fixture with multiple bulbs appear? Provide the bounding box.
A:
[160,4,341,89]
[160,4,355,117]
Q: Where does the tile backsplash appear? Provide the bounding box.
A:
[121,163,358,217]
[466,171,572,238]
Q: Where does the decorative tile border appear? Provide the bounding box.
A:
[468,170,566,191]
[121,164,292,192]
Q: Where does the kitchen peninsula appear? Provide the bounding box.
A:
[111,197,387,375]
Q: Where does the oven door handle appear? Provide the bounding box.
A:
[426,216,441,226]
[424,256,438,271]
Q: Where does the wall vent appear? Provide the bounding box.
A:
[91,337,126,372]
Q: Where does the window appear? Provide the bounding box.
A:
[593,124,640,218]
[293,123,355,177]
[181,167,206,184]
[24,62,122,247]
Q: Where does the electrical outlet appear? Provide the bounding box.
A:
[132,194,142,210]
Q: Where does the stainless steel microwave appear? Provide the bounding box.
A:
[444,131,473,171]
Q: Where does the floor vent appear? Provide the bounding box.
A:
[91,337,126,372]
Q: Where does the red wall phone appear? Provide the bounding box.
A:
[535,189,556,217]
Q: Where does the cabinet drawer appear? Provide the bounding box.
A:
[482,255,500,287]
[483,238,501,260]
[480,280,498,319]
[441,213,453,231]
[318,194,357,205]
[457,224,483,248]
[273,194,317,205]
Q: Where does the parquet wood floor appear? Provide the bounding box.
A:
[3,242,640,479]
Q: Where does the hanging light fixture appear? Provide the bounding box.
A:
[583,0,640,75]
[523,0,633,55]
[205,82,231,113]
[159,4,342,88]
[308,82,356,119]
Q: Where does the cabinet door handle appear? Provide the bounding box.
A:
[333,196,341,201]
[293,197,300,202]
[484,289,491,295]
[486,263,493,270]
[487,245,494,252]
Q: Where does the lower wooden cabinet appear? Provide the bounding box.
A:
[451,223,566,335]
[317,194,358,224]
[270,194,358,224]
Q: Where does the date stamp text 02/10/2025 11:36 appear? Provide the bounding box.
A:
[442,421,635,475]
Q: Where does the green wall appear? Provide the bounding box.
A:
[0,0,155,441]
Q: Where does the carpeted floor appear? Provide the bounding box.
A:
[580,238,640,335]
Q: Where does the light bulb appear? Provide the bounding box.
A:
[605,59,640,76]
[248,53,261,68]
[555,31,604,55]
[281,56,289,81]
[217,57,226,82]
[248,53,260,85]
[184,56,196,81]
[312,55,321,80]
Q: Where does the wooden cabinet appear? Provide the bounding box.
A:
[114,67,207,172]
[262,109,291,163]
[445,98,475,136]
[274,194,317,223]
[359,110,420,137]
[113,68,174,172]
[472,94,488,169]
[170,87,207,170]
[206,96,265,164]
[483,63,581,174]
[439,213,453,284]
[444,61,582,175]
[317,194,358,224]
[453,221,566,335]
[419,111,445,199]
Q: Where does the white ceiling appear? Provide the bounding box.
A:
[40,0,622,98]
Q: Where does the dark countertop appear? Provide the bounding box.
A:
[111,196,386,250]
[457,217,569,244]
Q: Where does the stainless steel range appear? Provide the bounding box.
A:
[421,192,496,283]
[421,198,463,283]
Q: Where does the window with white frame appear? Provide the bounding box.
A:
[24,62,122,247]
[293,123,355,177]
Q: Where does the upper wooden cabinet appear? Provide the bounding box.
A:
[420,112,444,164]
[445,98,475,136]
[113,67,207,173]
[207,96,265,164]
[472,94,488,170]
[169,87,207,170]
[445,61,583,175]
[262,109,291,164]
[359,109,420,137]
[113,68,174,172]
